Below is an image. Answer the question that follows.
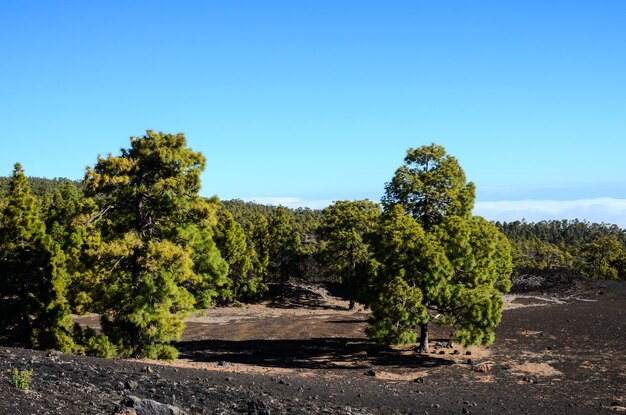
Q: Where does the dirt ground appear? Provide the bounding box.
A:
[2,279,625,414]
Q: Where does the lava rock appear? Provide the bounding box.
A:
[474,362,492,372]
[522,375,537,384]
[114,396,187,415]
[125,380,139,390]
[247,398,270,415]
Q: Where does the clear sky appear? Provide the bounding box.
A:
[1,1,625,226]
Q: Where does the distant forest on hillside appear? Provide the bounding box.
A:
[2,175,625,284]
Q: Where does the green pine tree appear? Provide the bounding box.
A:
[0,164,75,352]
[318,200,381,310]
[40,182,100,314]
[84,131,227,359]
[251,215,270,284]
[267,206,300,301]
[580,236,624,280]
[369,144,513,351]
[214,208,265,302]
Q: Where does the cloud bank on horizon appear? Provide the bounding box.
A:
[474,197,626,227]
[244,196,626,228]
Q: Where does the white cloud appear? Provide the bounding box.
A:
[474,198,626,227]
[243,197,334,210]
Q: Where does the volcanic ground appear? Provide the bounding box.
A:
[1,278,625,414]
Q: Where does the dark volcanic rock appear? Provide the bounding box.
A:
[125,380,139,390]
[114,396,187,415]
[246,398,270,415]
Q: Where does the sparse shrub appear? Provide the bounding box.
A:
[141,344,179,361]
[10,368,33,390]
[85,332,118,358]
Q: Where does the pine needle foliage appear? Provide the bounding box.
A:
[84,131,227,358]
[0,164,76,352]
[368,144,513,350]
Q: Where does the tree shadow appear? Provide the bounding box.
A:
[175,337,454,370]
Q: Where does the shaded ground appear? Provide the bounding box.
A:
[2,279,626,414]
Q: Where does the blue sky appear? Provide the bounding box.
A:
[1,1,625,226]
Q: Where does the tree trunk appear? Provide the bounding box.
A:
[132,191,144,289]
[280,260,286,302]
[131,324,143,358]
[232,271,239,302]
[348,248,356,311]
[418,322,429,352]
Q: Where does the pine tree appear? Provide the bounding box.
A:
[214,208,264,301]
[0,164,75,352]
[580,236,624,280]
[251,215,270,284]
[267,206,300,301]
[84,131,227,358]
[382,143,475,230]
[180,197,230,308]
[368,145,512,351]
[40,182,100,314]
[318,200,381,310]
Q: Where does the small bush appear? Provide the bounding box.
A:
[141,344,179,361]
[73,325,118,358]
[10,368,33,390]
[85,332,118,358]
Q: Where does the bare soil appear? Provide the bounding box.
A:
[2,279,625,414]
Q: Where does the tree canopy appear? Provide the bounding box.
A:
[0,164,76,352]
[83,131,225,359]
[382,144,475,230]
[318,200,381,309]
[368,144,512,350]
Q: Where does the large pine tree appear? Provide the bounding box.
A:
[368,144,512,351]
[0,164,75,351]
[84,131,227,359]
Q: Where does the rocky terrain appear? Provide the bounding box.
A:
[2,278,625,414]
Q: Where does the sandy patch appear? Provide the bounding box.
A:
[374,370,428,382]
[503,295,564,310]
[509,361,563,377]
[519,330,544,337]
[473,373,496,383]
[131,357,299,376]
[187,301,366,324]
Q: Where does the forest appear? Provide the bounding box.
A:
[1,131,624,361]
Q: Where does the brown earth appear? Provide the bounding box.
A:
[1,279,625,414]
